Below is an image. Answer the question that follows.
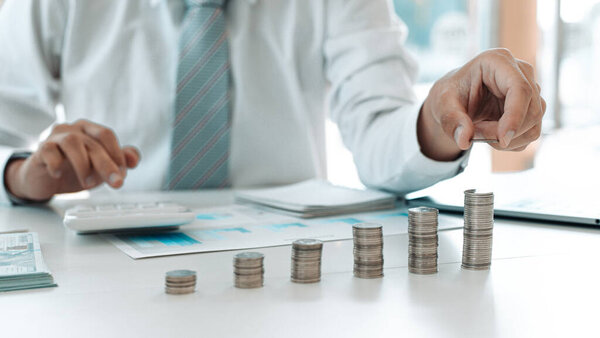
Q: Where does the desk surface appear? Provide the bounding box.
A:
[2,191,599,338]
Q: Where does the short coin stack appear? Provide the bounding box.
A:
[462,189,494,270]
[291,239,323,283]
[165,269,196,295]
[352,223,384,278]
[408,207,439,274]
[234,252,265,288]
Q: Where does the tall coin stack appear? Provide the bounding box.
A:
[408,207,439,275]
[352,223,384,278]
[234,252,265,288]
[462,189,494,270]
[165,269,196,295]
[291,239,323,283]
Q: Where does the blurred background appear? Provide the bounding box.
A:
[327,0,600,188]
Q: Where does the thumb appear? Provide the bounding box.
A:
[435,96,475,150]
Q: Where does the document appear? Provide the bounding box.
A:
[107,204,462,259]
[235,179,396,217]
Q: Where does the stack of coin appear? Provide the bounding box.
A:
[165,269,196,295]
[408,207,439,274]
[352,223,384,278]
[234,252,265,288]
[462,189,494,270]
[291,239,323,283]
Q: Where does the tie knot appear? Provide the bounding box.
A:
[185,0,226,8]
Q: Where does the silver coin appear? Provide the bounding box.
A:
[290,239,323,283]
[407,206,439,275]
[166,269,196,278]
[165,285,196,295]
[462,189,494,271]
[234,252,265,260]
[292,239,323,249]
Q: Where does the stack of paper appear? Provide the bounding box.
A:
[0,232,56,292]
[236,179,396,218]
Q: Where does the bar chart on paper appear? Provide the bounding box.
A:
[107,205,463,259]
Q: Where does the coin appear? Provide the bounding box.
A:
[166,269,196,279]
[164,269,196,295]
[234,251,265,288]
[462,189,494,270]
[408,207,439,275]
[353,223,384,279]
[471,138,499,144]
[165,286,196,294]
[290,239,323,284]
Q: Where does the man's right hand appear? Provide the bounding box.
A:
[4,119,141,202]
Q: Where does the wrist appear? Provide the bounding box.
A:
[4,159,27,200]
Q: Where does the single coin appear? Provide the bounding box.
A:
[234,252,265,260]
[352,223,383,230]
[471,138,499,144]
[165,286,195,295]
[166,269,196,278]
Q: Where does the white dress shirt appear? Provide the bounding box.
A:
[0,0,468,205]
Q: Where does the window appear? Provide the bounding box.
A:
[538,0,600,128]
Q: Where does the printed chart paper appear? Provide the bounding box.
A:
[107,205,462,259]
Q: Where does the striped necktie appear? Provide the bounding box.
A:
[166,0,231,190]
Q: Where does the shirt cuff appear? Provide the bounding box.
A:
[0,147,15,206]
[1,150,50,206]
[401,103,470,180]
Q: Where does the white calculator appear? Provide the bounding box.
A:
[63,202,196,234]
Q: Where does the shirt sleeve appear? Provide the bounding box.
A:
[324,0,469,195]
[0,0,68,205]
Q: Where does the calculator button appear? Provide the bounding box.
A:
[96,204,116,211]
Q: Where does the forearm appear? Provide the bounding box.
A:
[348,105,469,194]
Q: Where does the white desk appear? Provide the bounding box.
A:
[1,191,600,338]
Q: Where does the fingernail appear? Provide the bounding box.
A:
[454,125,464,147]
[503,130,515,147]
[109,173,122,185]
[85,176,96,188]
[53,170,62,179]
[120,166,127,176]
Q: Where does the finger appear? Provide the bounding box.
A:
[479,51,533,147]
[512,95,538,139]
[494,144,529,152]
[76,120,126,173]
[472,120,499,141]
[490,123,542,151]
[514,61,544,135]
[38,142,65,179]
[123,146,141,168]
[83,172,105,190]
[497,80,532,148]
[56,133,93,188]
[433,93,475,150]
[84,138,124,188]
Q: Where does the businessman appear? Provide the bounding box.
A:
[0,0,545,204]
